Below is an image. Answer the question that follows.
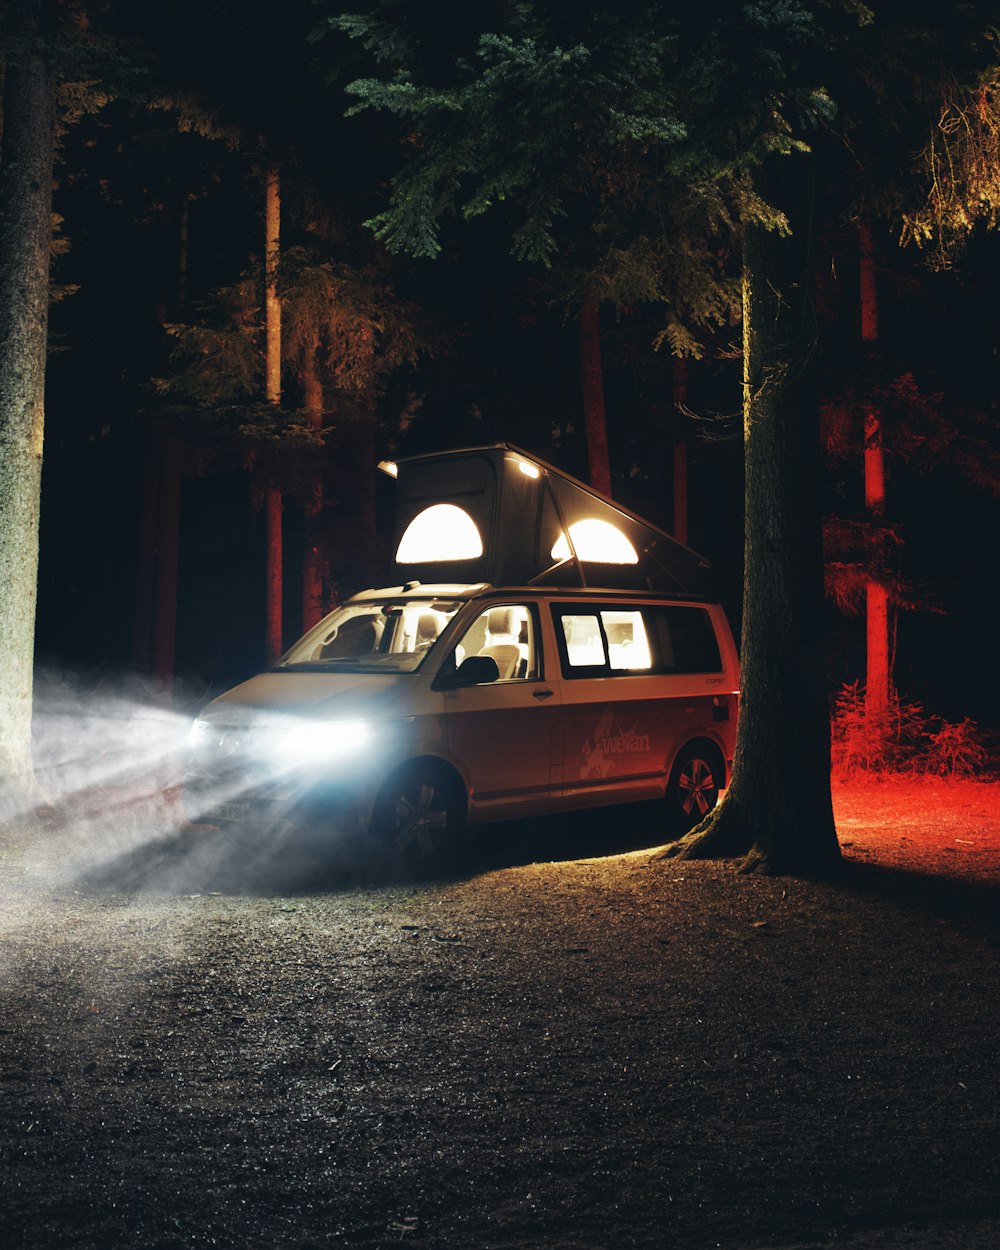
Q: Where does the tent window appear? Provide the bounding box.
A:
[396,504,484,563]
[551,518,638,565]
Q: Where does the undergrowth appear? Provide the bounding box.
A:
[831,681,989,780]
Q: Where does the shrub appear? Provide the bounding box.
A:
[926,718,988,779]
[830,681,989,780]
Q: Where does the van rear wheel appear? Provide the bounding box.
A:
[666,746,721,831]
[373,765,465,866]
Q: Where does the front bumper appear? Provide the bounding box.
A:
[183,752,366,833]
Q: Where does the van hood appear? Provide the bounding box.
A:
[198,671,419,726]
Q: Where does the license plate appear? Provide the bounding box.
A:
[213,802,250,822]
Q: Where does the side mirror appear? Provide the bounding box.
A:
[449,655,500,687]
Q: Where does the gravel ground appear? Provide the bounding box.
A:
[1,780,998,1250]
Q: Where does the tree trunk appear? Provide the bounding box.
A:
[264,160,283,664]
[665,178,840,874]
[580,302,612,496]
[0,0,56,802]
[301,351,325,633]
[672,358,689,544]
[859,220,892,729]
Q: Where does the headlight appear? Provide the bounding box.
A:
[277,719,371,765]
[187,718,211,747]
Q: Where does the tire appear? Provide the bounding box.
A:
[372,765,466,866]
[666,745,722,830]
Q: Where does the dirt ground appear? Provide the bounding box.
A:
[1,779,998,1250]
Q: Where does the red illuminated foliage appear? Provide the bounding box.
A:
[831,681,988,780]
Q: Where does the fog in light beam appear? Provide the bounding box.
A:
[0,669,376,900]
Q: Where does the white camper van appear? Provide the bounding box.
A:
[184,446,739,861]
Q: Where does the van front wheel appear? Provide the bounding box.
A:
[373,765,466,866]
[666,747,721,831]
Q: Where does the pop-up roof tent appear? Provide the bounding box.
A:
[380,444,713,595]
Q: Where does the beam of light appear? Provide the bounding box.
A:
[551,519,639,564]
[395,504,484,563]
[28,675,192,816]
[0,669,208,903]
[0,669,400,915]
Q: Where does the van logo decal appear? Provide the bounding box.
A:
[581,707,650,777]
[596,728,651,756]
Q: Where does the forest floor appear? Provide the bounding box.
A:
[1,778,998,1250]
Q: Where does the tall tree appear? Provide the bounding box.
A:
[0,0,57,803]
[153,207,430,629]
[579,302,611,493]
[858,218,892,731]
[264,159,284,663]
[676,168,839,871]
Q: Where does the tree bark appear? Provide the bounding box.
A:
[580,302,611,496]
[0,0,56,802]
[664,177,840,874]
[859,220,892,728]
[264,160,283,664]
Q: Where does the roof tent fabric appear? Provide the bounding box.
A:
[389,444,713,594]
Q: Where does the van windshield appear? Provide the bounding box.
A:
[274,599,463,673]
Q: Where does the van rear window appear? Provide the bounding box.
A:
[650,606,722,674]
[552,604,721,678]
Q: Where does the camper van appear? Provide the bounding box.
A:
[184,446,739,860]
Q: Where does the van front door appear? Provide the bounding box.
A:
[439,604,560,819]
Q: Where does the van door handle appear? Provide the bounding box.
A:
[532,689,555,700]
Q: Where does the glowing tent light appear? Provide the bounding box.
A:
[551,519,639,565]
[518,460,541,479]
[396,504,484,563]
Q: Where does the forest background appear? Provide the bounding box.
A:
[8,0,1000,762]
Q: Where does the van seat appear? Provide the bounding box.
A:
[415,611,442,649]
[483,606,530,678]
[318,618,380,659]
[478,643,521,680]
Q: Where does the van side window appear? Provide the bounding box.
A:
[555,608,653,676]
[560,614,606,669]
[651,606,722,673]
[601,610,652,671]
[452,605,538,681]
[553,603,721,678]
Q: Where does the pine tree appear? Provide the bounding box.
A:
[153,176,429,638]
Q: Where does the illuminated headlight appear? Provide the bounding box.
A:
[187,718,211,747]
[276,719,371,765]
